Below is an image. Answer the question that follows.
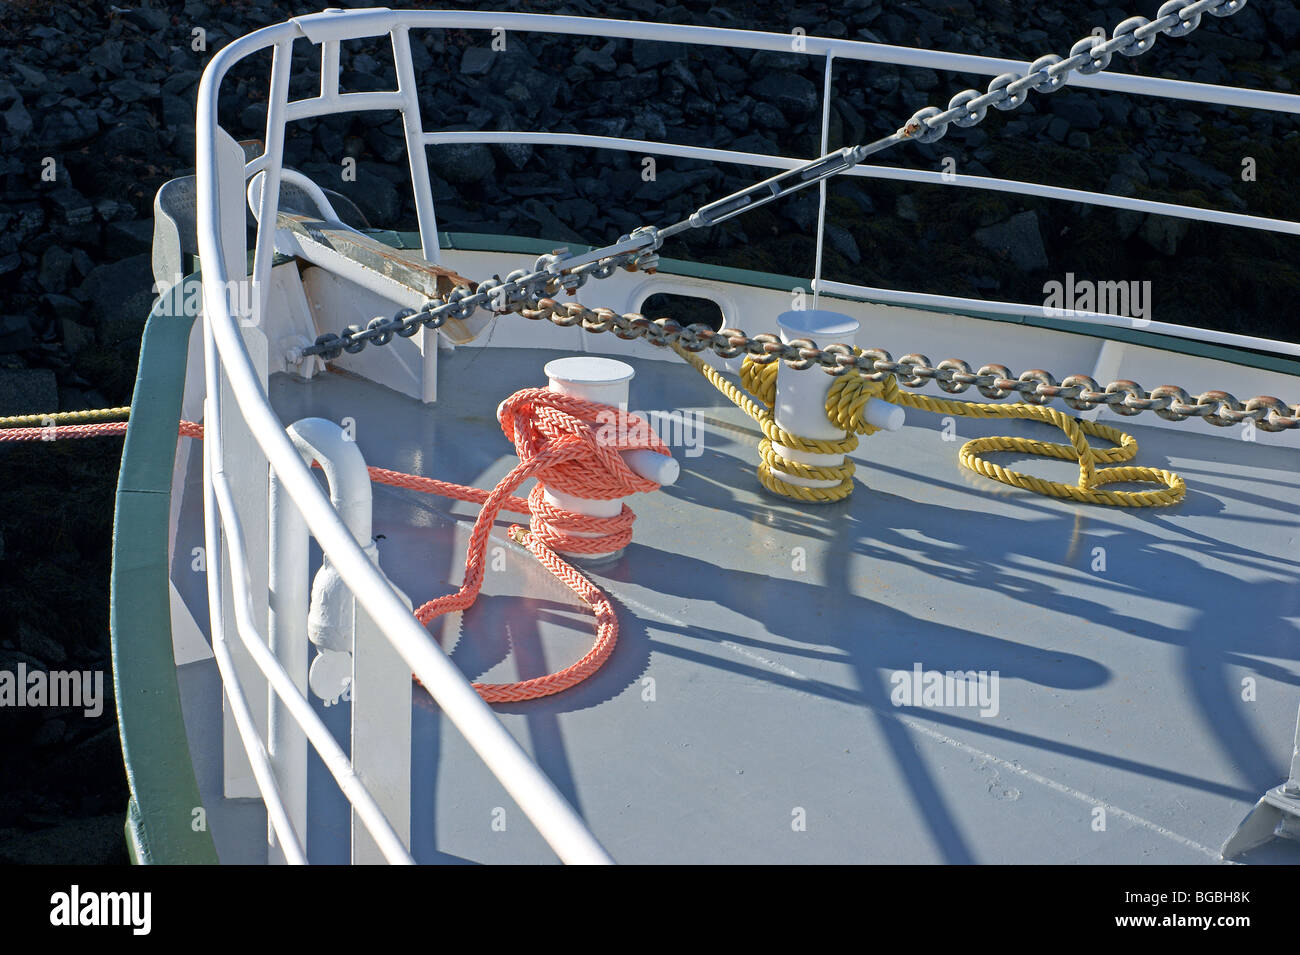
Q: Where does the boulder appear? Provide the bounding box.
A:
[973,211,1049,272]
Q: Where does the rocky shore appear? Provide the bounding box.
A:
[0,0,1296,862]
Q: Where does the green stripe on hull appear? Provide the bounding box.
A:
[110,278,218,864]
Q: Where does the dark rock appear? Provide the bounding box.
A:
[38,110,96,149]
[365,124,407,164]
[574,46,617,74]
[33,719,66,748]
[909,68,940,92]
[0,369,58,416]
[49,189,95,227]
[429,142,496,185]
[89,41,124,73]
[0,315,33,354]
[0,813,127,865]
[633,41,681,71]
[752,102,786,129]
[639,168,713,203]
[107,78,158,103]
[161,94,194,130]
[493,141,533,172]
[81,253,154,345]
[870,69,900,95]
[461,47,496,76]
[3,101,32,139]
[751,71,819,117]
[106,219,155,254]
[1165,152,1233,188]
[38,248,74,293]
[19,622,66,667]
[60,317,96,358]
[11,62,48,92]
[517,198,586,243]
[1052,97,1103,130]
[101,123,159,156]
[1140,216,1190,256]
[586,117,628,138]
[826,224,861,265]
[729,132,779,156]
[973,211,1049,272]
[1271,6,1300,42]
[332,167,401,225]
[665,59,699,95]
[1115,209,1145,240]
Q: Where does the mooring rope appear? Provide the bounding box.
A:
[2,395,670,702]
[675,346,1186,507]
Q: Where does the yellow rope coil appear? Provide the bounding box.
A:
[678,345,1185,508]
[10,350,1188,510]
[679,346,863,502]
[0,406,132,428]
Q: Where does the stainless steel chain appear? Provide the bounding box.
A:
[510,296,1300,432]
[301,0,1250,362]
[290,0,1294,432]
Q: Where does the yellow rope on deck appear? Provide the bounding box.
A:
[675,345,1185,508]
[0,406,132,428]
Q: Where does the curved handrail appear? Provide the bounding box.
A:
[197,16,615,866]
[194,8,1300,865]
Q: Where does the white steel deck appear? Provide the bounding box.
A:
[180,7,1300,863]
[165,345,1300,863]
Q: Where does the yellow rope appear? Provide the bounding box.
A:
[0,406,132,428]
[677,346,1185,508]
[676,346,863,502]
[13,352,1188,510]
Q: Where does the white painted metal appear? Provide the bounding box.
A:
[275,418,414,864]
[390,24,443,404]
[287,419,373,544]
[213,474,415,864]
[541,355,680,487]
[213,125,270,802]
[249,9,1298,357]
[350,548,413,865]
[774,311,867,492]
[299,267,425,402]
[541,356,670,560]
[198,20,616,865]
[812,53,835,312]
[267,469,309,864]
[191,7,1300,866]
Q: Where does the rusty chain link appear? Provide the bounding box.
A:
[290,0,1294,431]
[509,298,1300,433]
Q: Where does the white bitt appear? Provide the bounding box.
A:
[540,356,679,561]
[773,310,903,493]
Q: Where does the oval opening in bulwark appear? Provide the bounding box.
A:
[639,292,725,332]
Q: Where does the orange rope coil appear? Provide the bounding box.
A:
[2,392,669,703]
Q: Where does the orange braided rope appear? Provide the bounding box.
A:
[2,393,668,703]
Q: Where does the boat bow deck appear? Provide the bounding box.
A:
[186,345,1300,864]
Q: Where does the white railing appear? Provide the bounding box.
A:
[195,8,1300,864]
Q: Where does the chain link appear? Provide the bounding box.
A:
[899,0,1246,144]
[288,0,1292,430]
[505,299,1300,432]
[300,0,1249,362]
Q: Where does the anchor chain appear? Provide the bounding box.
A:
[299,0,1250,362]
[511,299,1300,432]
[896,0,1249,147]
[287,0,1293,432]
